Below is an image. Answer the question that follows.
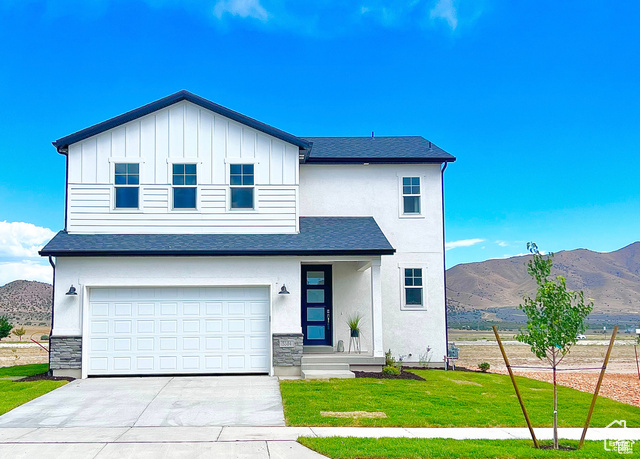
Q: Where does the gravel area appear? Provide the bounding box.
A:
[492,370,640,408]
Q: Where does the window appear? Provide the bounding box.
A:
[230,164,254,209]
[402,177,421,214]
[114,163,139,209]
[172,164,197,209]
[404,268,423,307]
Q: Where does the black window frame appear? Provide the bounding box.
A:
[114,163,139,209]
[230,164,254,210]
[172,163,197,210]
[404,268,423,307]
[402,177,421,215]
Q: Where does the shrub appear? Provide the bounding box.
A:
[385,349,396,367]
[478,362,490,373]
[382,365,400,375]
[0,315,13,340]
[40,335,50,341]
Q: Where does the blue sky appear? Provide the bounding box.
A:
[0,0,638,284]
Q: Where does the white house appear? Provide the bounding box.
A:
[40,91,456,379]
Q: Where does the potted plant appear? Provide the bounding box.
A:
[347,313,363,337]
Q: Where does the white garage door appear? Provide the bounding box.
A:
[87,287,270,375]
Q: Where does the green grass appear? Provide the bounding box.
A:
[280,370,640,427]
[0,364,68,415]
[298,438,629,458]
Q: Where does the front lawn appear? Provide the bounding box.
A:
[0,364,69,415]
[298,438,625,458]
[280,370,640,427]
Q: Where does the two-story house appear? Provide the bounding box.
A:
[40,91,455,379]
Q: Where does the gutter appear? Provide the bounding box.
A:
[48,256,55,375]
[39,248,397,257]
[441,162,450,357]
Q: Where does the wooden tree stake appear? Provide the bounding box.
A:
[493,326,539,449]
[578,325,618,450]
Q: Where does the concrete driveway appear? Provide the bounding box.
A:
[0,376,285,428]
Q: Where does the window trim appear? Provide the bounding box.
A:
[171,163,198,210]
[228,163,256,211]
[398,175,424,219]
[112,162,141,211]
[399,265,427,310]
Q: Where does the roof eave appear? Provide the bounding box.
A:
[304,156,456,164]
[39,248,396,257]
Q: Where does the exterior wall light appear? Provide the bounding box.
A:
[66,285,78,296]
[278,285,290,295]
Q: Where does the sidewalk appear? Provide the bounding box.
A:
[1,425,639,458]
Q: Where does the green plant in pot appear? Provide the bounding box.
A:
[347,313,363,338]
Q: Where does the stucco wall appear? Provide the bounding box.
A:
[300,164,447,362]
[52,256,302,337]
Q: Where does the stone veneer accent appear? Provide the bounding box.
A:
[272,333,303,367]
[50,336,82,370]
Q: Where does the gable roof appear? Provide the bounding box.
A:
[52,90,312,153]
[302,136,456,163]
[39,217,395,257]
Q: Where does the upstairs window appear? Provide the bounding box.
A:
[114,163,139,209]
[230,164,254,209]
[404,268,423,307]
[172,164,197,209]
[402,177,421,214]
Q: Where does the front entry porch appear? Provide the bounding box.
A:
[296,257,386,379]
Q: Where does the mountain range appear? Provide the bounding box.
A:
[446,242,640,329]
[0,280,52,326]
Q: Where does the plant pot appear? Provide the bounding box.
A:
[350,329,359,338]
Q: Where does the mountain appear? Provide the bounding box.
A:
[0,280,52,326]
[446,242,640,328]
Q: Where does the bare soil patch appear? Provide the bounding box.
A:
[454,340,640,407]
[321,411,387,419]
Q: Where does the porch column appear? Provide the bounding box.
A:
[370,259,384,357]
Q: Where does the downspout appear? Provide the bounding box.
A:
[48,256,56,375]
[441,162,450,358]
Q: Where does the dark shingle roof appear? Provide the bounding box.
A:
[39,217,394,257]
[53,90,311,153]
[302,136,455,163]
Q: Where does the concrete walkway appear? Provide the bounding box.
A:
[0,376,285,427]
[1,426,639,458]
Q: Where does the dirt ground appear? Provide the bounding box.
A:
[453,335,640,407]
[0,325,50,367]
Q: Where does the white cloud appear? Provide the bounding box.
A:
[213,0,269,22]
[445,238,485,251]
[0,221,56,258]
[430,0,457,30]
[0,260,52,286]
[496,240,509,247]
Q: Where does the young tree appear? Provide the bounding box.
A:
[13,327,26,341]
[0,316,13,340]
[516,242,593,449]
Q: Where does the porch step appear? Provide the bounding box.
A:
[301,362,351,371]
[301,369,355,379]
[301,354,385,366]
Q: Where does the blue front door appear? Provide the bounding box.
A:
[301,265,332,346]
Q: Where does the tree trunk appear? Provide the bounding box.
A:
[553,349,558,449]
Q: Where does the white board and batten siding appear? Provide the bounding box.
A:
[67,100,300,234]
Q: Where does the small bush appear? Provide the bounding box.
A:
[478,362,490,373]
[40,335,49,341]
[385,349,396,367]
[382,365,400,375]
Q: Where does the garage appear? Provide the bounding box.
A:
[86,286,270,376]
